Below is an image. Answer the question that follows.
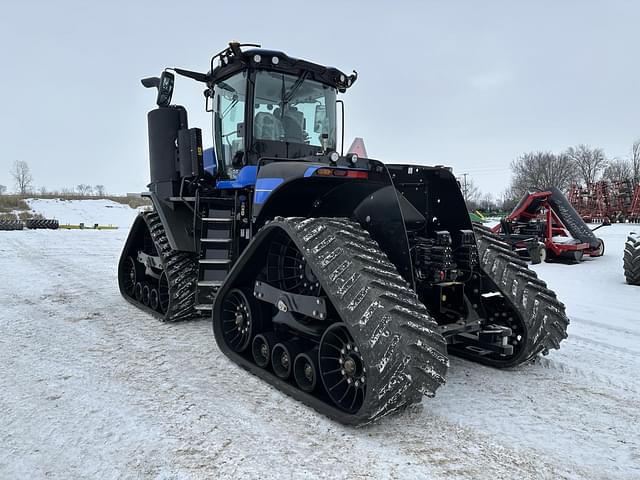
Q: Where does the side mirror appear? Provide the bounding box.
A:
[313,104,326,133]
[140,71,175,107]
[156,71,174,107]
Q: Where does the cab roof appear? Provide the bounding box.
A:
[208,43,357,93]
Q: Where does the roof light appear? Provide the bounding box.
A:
[349,154,358,165]
[272,56,279,65]
[253,54,262,63]
[329,152,340,163]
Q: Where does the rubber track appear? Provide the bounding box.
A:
[286,217,449,422]
[0,220,24,231]
[471,223,570,367]
[123,211,198,321]
[623,232,640,285]
[25,219,59,230]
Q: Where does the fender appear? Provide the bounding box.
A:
[252,159,416,286]
[144,192,196,253]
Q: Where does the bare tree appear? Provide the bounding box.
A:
[500,187,520,212]
[11,160,34,194]
[76,184,93,196]
[509,151,578,197]
[94,184,106,196]
[458,175,481,208]
[602,158,633,183]
[39,186,48,196]
[564,144,607,186]
[0,185,6,195]
[631,139,640,186]
[478,192,496,212]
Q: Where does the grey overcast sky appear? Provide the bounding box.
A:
[1,0,638,196]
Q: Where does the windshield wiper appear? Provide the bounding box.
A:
[282,72,309,106]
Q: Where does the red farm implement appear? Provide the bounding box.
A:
[493,188,606,263]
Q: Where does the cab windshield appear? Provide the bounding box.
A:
[253,71,336,150]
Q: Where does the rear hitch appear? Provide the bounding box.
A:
[452,324,514,356]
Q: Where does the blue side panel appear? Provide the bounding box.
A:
[304,166,320,177]
[254,177,284,204]
[203,147,217,176]
[216,166,258,189]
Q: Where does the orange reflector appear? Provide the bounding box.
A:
[313,168,368,179]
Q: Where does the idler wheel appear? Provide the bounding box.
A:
[221,288,259,353]
[319,323,366,413]
[122,257,137,296]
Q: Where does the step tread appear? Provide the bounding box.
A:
[200,238,233,243]
[199,258,232,265]
[198,280,224,287]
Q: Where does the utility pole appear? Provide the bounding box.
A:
[458,173,469,200]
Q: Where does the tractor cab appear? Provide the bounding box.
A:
[143,42,357,186]
[207,45,356,179]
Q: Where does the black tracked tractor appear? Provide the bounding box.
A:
[118,42,569,425]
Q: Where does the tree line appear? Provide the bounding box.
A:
[0,160,106,197]
[463,140,640,212]
[509,141,640,198]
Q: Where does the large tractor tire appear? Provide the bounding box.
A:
[623,232,640,286]
[0,220,24,231]
[26,219,59,230]
[118,211,198,321]
[213,217,449,425]
[464,224,570,367]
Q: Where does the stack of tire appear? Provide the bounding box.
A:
[26,219,59,230]
[624,232,640,286]
[0,220,24,231]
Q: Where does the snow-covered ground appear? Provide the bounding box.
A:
[0,203,638,479]
[25,198,143,228]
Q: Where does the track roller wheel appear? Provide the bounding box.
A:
[319,323,366,414]
[252,333,276,368]
[150,288,159,311]
[142,284,150,306]
[134,282,143,302]
[272,342,300,379]
[294,349,319,392]
[221,288,260,353]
